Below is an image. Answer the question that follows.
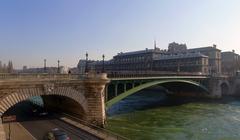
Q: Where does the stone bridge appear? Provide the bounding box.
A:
[0,73,109,127]
[0,73,237,139]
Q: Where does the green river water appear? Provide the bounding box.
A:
[106,89,240,140]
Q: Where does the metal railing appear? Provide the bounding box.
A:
[0,73,84,80]
[107,71,209,79]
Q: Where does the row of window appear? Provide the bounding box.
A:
[114,57,209,65]
[114,56,152,63]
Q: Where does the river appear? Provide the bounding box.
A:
[106,88,240,140]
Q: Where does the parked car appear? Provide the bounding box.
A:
[44,128,70,140]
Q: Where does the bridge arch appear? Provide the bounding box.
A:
[106,79,209,109]
[0,87,88,116]
[219,81,230,95]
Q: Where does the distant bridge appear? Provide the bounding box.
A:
[105,73,231,109]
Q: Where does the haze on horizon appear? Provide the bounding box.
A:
[0,0,240,69]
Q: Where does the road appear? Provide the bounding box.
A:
[20,117,100,140]
[3,101,101,140]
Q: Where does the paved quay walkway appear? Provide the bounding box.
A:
[59,116,128,140]
[3,122,35,140]
[0,123,6,140]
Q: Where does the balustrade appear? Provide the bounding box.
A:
[0,73,84,80]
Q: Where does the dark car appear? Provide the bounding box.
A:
[44,128,70,140]
[32,107,48,117]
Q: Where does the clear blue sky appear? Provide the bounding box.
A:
[0,0,240,68]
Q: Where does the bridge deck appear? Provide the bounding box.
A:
[0,74,83,81]
[110,76,209,81]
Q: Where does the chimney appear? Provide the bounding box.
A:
[213,44,217,48]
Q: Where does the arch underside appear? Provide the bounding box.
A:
[106,79,209,109]
[42,95,86,119]
[0,87,88,116]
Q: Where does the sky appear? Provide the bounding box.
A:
[0,0,240,69]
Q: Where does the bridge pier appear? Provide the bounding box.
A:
[230,77,240,95]
[207,77,231,98]
[208,82,222,98]
[83,73,109,127]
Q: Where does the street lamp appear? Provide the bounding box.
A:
[177,63,180,73]
[85,52,88,73]
[102,54,105,73]
[44,59,47,73]
[57,60,60,74]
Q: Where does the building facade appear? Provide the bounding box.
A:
[77,60,101,73]
[78,46,209,75]
[77,43,228,76]
[221,51,240,75]
[111,48,164,71]
[152,53,208,74]
[188,45,222,75]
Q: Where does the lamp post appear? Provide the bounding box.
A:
[102,54,105,73]
[57,60,60,74]
[44,59,47,73]
[85,52,88,73]
[177,63,180,72]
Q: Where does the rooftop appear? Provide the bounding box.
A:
[188,46,221,52]
[153,52,208,60]
[115,48,165,57]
